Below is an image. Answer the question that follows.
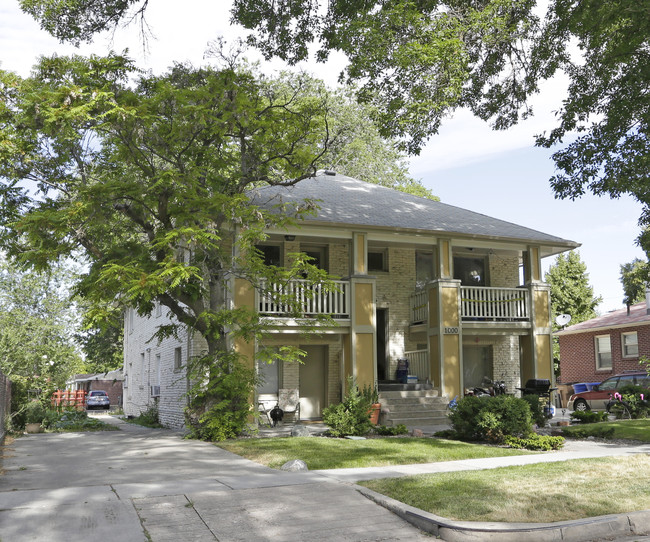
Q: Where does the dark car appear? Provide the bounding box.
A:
[86,390,110,410]
[567,371,650,411]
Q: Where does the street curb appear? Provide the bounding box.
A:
[356,485,650,541]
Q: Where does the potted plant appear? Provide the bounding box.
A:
[361,384,381,425]
[24,400,47,433]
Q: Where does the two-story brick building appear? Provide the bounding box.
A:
[123,172,578,428]
[557,299,650,386]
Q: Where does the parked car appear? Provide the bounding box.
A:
[86,390,110,410]
[567,371,650,411]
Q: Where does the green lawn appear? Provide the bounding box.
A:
[360,455,650,523]
[216,436,533,470]
[562,418,650,442]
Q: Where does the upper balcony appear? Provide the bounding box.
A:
[257,278,350,319]
[410,285,530,326]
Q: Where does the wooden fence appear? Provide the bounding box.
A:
[51,390,86,409]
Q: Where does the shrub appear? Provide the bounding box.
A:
[24,400,47,425]
[448,395,533,443]
[130,404,163,428]
[608,385,650,419]
[503,434,565,451]
[562,426,615,439]
[375,424,408,436]
[570,410,609,424]
[520,394,547,427]
[323,376,373,437]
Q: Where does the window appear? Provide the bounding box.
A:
[303,246,328,271]
[454,256,487,286]
[595,335,612,370]
[174,347,183,371]
[622,332,638,358]
[368,249,388,272]
[140,352,145,386]
[155,302,162,318]
[257,357,280,395]
[416,251,434,289]
[259,245,282,267]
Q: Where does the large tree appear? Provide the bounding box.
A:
[1,49,426,436]
[0,259,85,390]
[19,1,649,241]
[620,258,649,313]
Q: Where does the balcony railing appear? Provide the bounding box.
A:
[410,286,530,324]
[461,286,529,321]
[257,279,350,318]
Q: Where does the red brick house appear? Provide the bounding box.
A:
[69,369,124,408]
[557,300,650,386]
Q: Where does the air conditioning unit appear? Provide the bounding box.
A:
[150,385,160,397]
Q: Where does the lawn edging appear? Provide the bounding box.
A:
[355,485,650,542]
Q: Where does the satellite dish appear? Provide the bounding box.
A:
[555,314,572,327]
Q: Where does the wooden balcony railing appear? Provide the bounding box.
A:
[410,286,530,324]
[404,349,429,382]
[257,279,350,318]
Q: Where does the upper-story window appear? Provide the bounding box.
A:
[454,256,487,286]
[259,245,282,267]
[622,332,639,358]
[368,248,388,272]
[303,246,328,271]
[416,251,434,289]
[595,335,612,370]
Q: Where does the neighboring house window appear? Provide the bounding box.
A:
[595,335,612,370]
[174,347,182,371]
[140,352,145,386]
[155,302,162,318]
[368,249,388,272]
[454,256,487,286]
[622,332,638,358]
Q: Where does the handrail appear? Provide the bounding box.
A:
[257,279,350,318]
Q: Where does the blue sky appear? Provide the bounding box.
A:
[1,0,645,313]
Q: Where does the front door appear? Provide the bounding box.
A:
[299,345,327,419]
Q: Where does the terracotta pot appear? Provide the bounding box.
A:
[368,403,381,425]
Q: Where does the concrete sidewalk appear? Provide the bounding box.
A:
[1,415,649,542]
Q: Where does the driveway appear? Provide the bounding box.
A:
[0,417,430,542]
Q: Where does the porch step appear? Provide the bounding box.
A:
[378,388,450,428]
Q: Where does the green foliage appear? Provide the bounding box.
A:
[503,434,565,451]
[24,400,47,425]
[562,426,616,440]
[185,356,257,441]
[374,424,408,436]
[322,377,373,437]
[360,383,379,404]
[545,251,601,371]
[520,394,547,428]
[129,404,163,428]
[620,259,649,309]
[608,386,650,420]
[51,409,116,431]
[448,395,533,443]
[570,410,610,424]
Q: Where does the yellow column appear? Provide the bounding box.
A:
[428,278,462,400]
[350,277,376,390]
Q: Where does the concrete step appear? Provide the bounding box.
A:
[378,390,441,399]
[378,396,445,406]
[382,404,448,415]
[382,415,450,427]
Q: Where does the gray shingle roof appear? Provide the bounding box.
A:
[252,172,578,248]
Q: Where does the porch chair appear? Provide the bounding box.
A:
[278,388,300,423]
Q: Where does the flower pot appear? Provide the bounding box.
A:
[25,423,43,433]
[368,403,381,425]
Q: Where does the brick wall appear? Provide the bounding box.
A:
[488,254,520,288]
[559,323,650,384]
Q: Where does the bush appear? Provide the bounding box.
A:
[562,426,615,439]
[323,376,373,437]
[570,410,609,424]
[130,404,164,428]
[520,394,547,427]
[503,434,565,451]
[608,385,650,419]
[24,400,47,425]
[375,424,408,436]
[448,395,533,443]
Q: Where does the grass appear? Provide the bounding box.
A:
[562,418,650,442]
[216,436,534,470]
[360,455,650,523]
